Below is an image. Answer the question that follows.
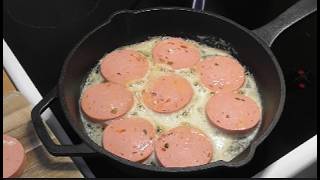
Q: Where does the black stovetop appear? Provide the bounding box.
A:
[3,0,317,178]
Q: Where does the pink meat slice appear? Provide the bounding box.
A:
[155,126,213,167]
[3,134,26,178]
[206,92,261,133]
[100,49,149,85]
[102,117,156,162]
[152,38,200,69]
[142,74,193,113]
[81,82,133,122]
[196,56,245,93]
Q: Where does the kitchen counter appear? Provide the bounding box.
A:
[3,71,83,178]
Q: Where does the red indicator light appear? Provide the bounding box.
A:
[298,83,305,89]
[297,69,305,76]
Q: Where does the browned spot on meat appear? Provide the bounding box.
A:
[117,72,121,75]
[226,115,230,118]
[235,97,246,101]
[110,108,118,114]
[180,45,187,48]
[164,56,169,59]
[214,63,219,66]
[143,129,147,135]
[117,129,126,133]
[167,132,173,136]
[151,92,157,96]
[132,151,137,154]
[164,143,169,149]
[168,42,175,45]
[167,61,173,65]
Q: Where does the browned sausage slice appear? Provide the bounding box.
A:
[100,49,149,85]
[196,56,245,93]
[142,75,193,113]
[102,117,156,162]
[155,126,213,167]
[152,38,200,69]
[81,82,133,122]
[3,134,26,178]
[206,92,261,133]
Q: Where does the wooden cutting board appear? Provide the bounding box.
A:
[3,70,16,96]
[3,90,83,178]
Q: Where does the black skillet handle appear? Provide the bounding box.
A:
[31,87,95,156]
[252,0,317,47]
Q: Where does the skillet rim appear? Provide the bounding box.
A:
[58,7,286,173]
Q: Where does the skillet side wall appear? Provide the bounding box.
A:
[59,9,283,175]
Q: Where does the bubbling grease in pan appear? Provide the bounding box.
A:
[79,37,262,165]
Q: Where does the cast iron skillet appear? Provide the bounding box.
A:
[31,0,316,176]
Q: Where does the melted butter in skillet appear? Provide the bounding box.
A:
[79,37,262,164]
